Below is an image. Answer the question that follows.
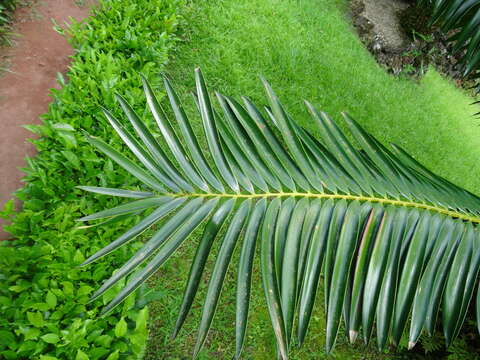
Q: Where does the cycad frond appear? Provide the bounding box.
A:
[78,68,480,358]
[421,0,480,89]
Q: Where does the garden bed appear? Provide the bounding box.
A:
[0,0,182,358]
[2,0,480,359]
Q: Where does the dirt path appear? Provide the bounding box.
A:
[0,0,94,239]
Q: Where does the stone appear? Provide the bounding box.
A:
[361,0,410,52]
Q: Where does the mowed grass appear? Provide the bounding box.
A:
[143,0,480,358]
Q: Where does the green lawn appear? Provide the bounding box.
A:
[144,0,480,358]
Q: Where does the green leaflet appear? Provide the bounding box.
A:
[172,198,236,338]
[348,204,384,343]
[162,75,225,192]
[261,198,288,359]
[362,207,395,343]
[195,68,239,193]
[375,206,410,349]
[76,186,154,198]
[442,223,475,345]
[409,216,454,347]
[425,221,464,335]
[326,201,362,352]
[115,94,194,193]
[81,198,186,266]
[296,199,322,300]
[274,197,296,287]
[391,211,431,345]
[235,198,267,359]
[193,199,251,358]
[142,75,209,192]
[281,197,309,344]
[103,198,219,314]
[324,200,348,310]
[89,198,205,303]
[77,197,171,222]
[217,93,283,191]
[84,134,166,193]
[297,199,334,345]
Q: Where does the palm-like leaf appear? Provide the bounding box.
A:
[78,68,480,358]
[421,0,480,91]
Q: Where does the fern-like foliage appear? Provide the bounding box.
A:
[78,69,480,358]
[420,0,480,91]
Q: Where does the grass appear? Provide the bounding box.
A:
[142,0,480,359]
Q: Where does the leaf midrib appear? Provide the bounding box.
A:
[165,192,480,224]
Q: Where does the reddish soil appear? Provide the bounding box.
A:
[0,0,94,239]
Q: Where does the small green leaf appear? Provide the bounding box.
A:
[106,350,119,360]
[135,307,148,332]
[95,334,113,347]
[61,150,81,169]
[40,356,59,360]
[62,281,74,297]
[77,285,94,297]
[0,296,12,306]
[24,328,40,341]
[75,349,89,360]
[27,312,44,328]
[52,123,75,131]
[17,341,36,353]
[73,250,85,264]
[8,285,24,292]
[41,333,60,344]
[0,331,15,346]
[115,317,127,337]
[46,291,57,309]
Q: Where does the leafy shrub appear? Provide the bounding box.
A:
[0,227,149,359]
[0,0,16,23]
[0,0,182,358]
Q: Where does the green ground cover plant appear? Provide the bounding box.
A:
[141,0,480,358]
[0,0,182,358]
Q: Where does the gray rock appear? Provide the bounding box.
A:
[362,0,410,52]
